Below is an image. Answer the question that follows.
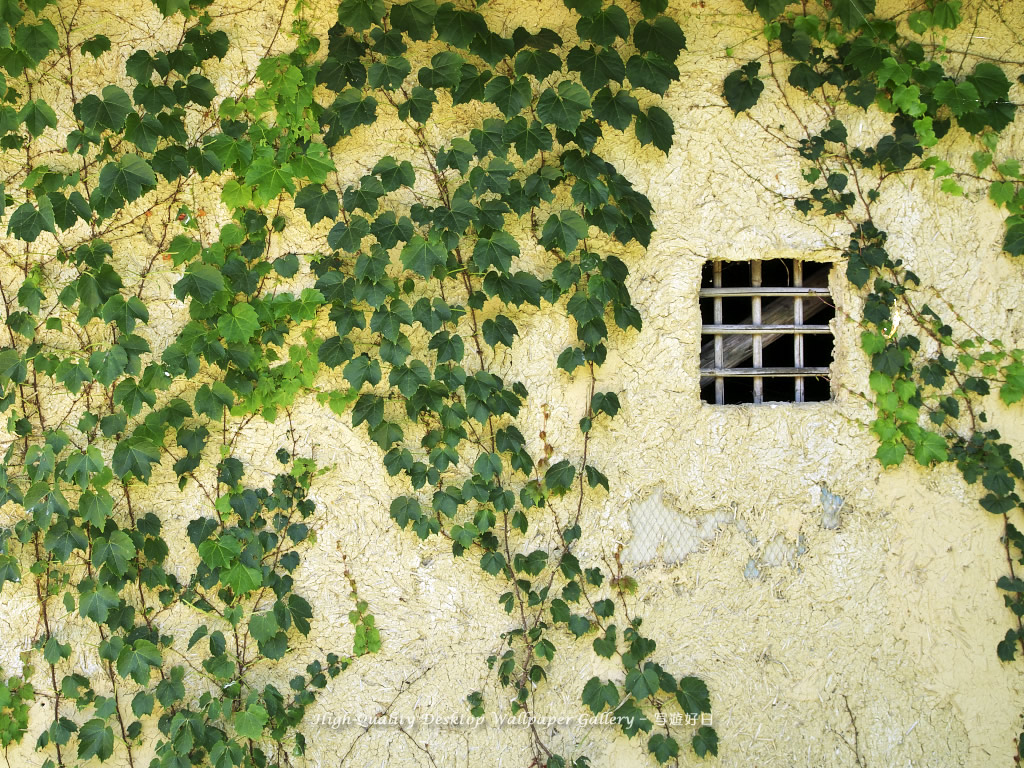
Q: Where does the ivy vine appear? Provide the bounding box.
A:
[723,0,1024,759]
[0,0,718,767]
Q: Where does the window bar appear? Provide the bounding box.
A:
[794,260,804,403]
[713,261,724,405]
[751,260,763,403]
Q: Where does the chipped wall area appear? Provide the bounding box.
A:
[1,0,1024,767]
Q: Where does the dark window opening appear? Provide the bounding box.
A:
[699,259,835,405]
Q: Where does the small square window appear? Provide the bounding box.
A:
[699,259,835,404]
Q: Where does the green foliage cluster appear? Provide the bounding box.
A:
[723,0,1024,757]
[0,0,714,766]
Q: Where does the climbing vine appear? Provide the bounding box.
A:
[724,0,1024,759]
[0,0,717,766]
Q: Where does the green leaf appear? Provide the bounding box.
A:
[545,460,575,495]
[198,536,241,569]
[18,100,56,137]
[831,0,875,29]
[693,726,719,758]
[484,75,532,118]
[1003,216,1024,257]
[294,184,339,226]
[77,85,133,132]
[80,34,111,58]
[390,0,437,40]
[625,664,660,699]
[913,430,948,465]
[234,703,269,740]
[933,79,980,117]
[577,5,629,45]
[401,235,447,277]
[515,48,561,81]
[112,437,161,481]
[593,86,639,130]
[372,156,416,192]
[876,439,906,467]
[368,56,411,90]
[16,20,58,64]
[635,106,674,152]
[116,639,161,685]
[540,210,589,253]
[218,303,260,343]
[98,154,156,204]
[174,263,225,303]
[648,733,679,764]
[537,81,591,133]
[77,719,114,762]
[567,45,625,93]
[634,16,686,61]
[968,62,1011,104]
[581,676,619,713]
[344,354,381,388]
[223,561,263,594]
[473,231,519,273]
[337,0,384,31]
[625,52,678,95]
[676,676,711,715]
[7,197,55,243]
[249,612,278,643]
[723,61,764,114]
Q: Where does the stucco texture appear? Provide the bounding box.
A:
[1,0,1024,767]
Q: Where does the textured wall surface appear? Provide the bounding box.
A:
[1,1,1023,767]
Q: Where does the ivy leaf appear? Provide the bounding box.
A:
[625,664,660,699]
[635,106,674,152]
[368,56,411,90]
[537,81,591,133]
[434,3,487,48]
[473,231,520,272]
[294,184,339,226]
[484,75,532,118]
[7,197,55,243]
[913,431,948,465]
[545,460,576,495]
[1003,217,1024,257]
[876,440,906,467]
[344,354,382,388]
[633,16,686,61]
[218,303,260,343]
[18,99,56,137]
[540,210,589,253]
[223,562,263,594]
[372,156,416,192]
[112,437,161,481]
[581,676,619,713]
[401,235,447,277]
[98,154,156,204]
[504,117,552,161]
[648,734,679,764]
[174,263,225,303]
[676,676,711,715]
[390,0,437,40]
[76,85,133,132]
[116,639,161,685]
[576,5,629,46]
[81,34,111,58]
[397,85,436,122]
[514,48,561,81]
[16,20,58,64]
[234,703,269,740]
[693,726,719,758]
[337,0,385,31]
[593,86,639,130]
[968,62,1011,104]
[567,45,625,93]
[933,79,980,117]
[625,52,678,95]
[77,719,114,762]
[831,0,876,29]
[723,61,764,113]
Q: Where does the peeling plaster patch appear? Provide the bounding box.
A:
[622,487,748,565]
[821,486,844,529]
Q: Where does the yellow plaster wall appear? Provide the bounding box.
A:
[1,1,1023,766]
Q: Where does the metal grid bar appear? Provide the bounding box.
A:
[794,260,804,403]
[699,286,830,297]
[751,260,762,404]
[713,261,724,405]
[701,324,830,334]
[700,367,831,376]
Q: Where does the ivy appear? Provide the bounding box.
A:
[724,1,1024,759]
[0,0,723,766]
